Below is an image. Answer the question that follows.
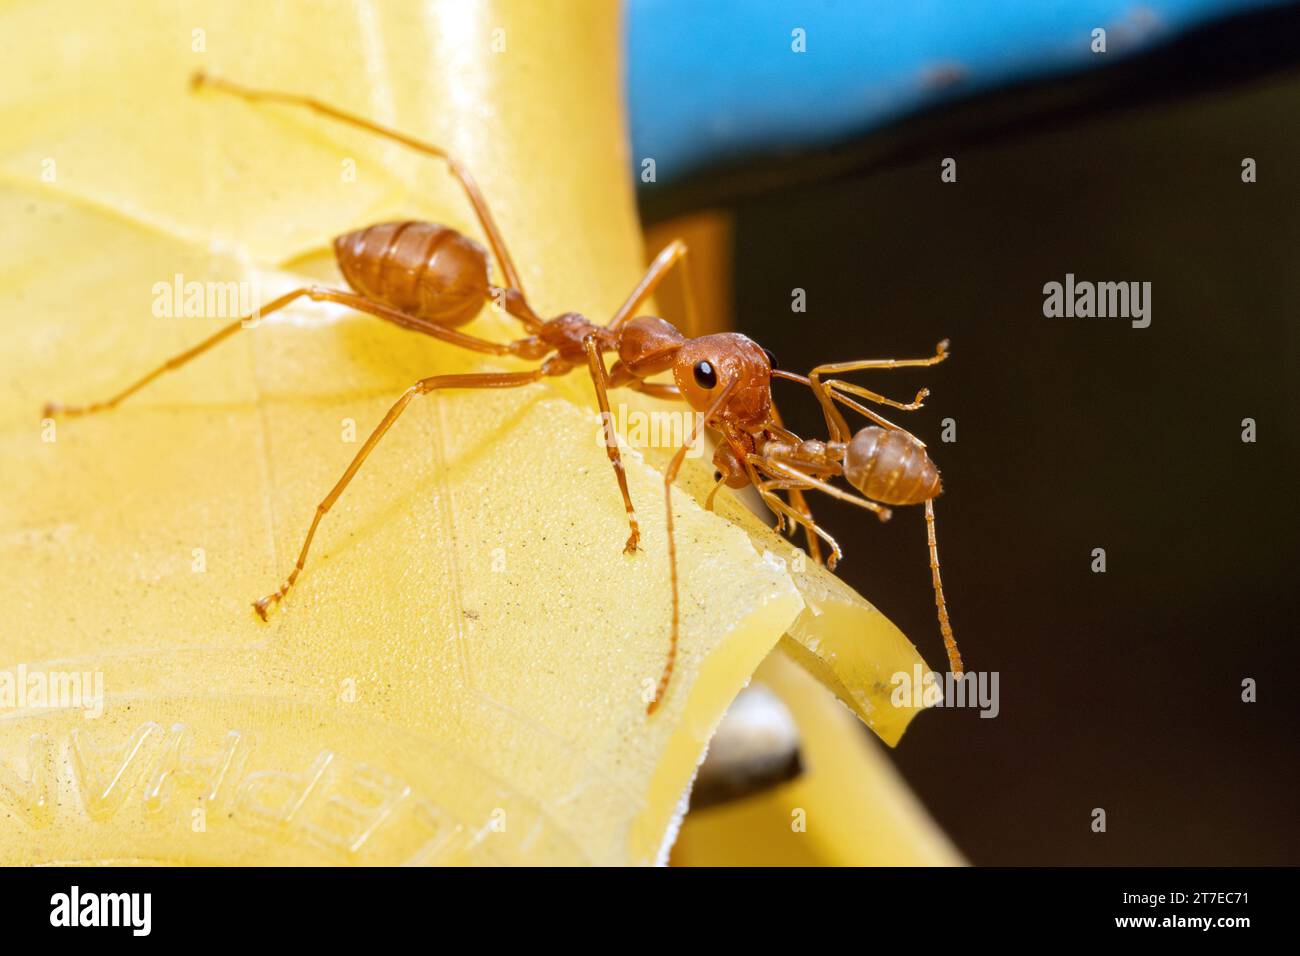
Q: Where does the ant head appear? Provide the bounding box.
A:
[618,319,773,426]
[672,333,772,426]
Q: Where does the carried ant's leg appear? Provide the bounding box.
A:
[608,239,699,333]
[43,287,532,420]
[254,369,544,620]
[756,478,811,492]
[925,499,964,676]
[827,384,931,446]
[743,453,841,564]
[191,71,535,318]
[752,457,893,524]
[751,478,844,569]
[807,341,949,441]
[650,378,739,715]
[784,478,824,562]
[768,398,824,565]
[583,335,641,553]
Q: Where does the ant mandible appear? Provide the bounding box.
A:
[44,72,963,714]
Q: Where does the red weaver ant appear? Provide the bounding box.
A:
[44,72,964,714]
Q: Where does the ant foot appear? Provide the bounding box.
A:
[43,401,101,419]
[623,531,641,554]
[878,507,893,523]
[935,339,951,358]
[252,592,281,621]
[825,540,845,570]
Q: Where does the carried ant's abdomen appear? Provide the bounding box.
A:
[333,221,490,327]
[843,426,941,505]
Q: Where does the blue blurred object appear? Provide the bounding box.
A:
[628,0,1293,184]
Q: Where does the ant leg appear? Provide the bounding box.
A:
[752,479,844,569]
[757,458,963,675]
[789,485,826,563]
[583,336,641,553]
[732,452,790,535]
[44,288,313,418]
[608,239,699,333]
[488,285,543,332]
[703,475,726,511]
[626,379,681,401]
[771,369,908,439]
[744,454,843,565]
[191,72,535,318]
[806,341,950,441]
[254,368,545,620]
[650,378,738,715]
[752,457,893,524]
[925,499,964,676]
[824,380,930,447]
[809,340,950,377]
[43,287,530,419]
[825,379,930,412]
[302,288,543,358]
[767,398,824,565]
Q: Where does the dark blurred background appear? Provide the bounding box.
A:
[637,7,1300,865]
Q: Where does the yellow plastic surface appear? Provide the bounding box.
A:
[673,650,964,866]
[0,1,935,865]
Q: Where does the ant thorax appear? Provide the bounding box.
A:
[758,435,844,477]
[536,312,615,361]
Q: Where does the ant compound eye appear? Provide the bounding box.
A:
[762,347,777,368]
[693,360,718,389]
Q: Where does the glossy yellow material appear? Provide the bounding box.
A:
[673,651,964,866]
[0,1,936,865]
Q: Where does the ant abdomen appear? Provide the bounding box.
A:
[333,221,490,327]
[842,426,941,506]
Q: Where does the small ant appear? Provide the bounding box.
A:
[44,72,964,714]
